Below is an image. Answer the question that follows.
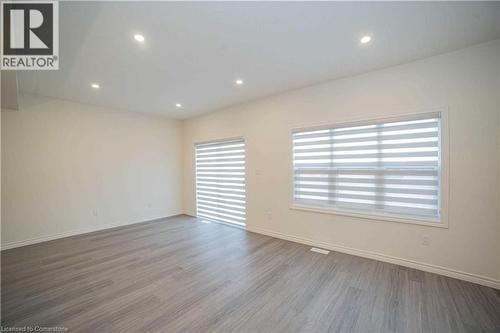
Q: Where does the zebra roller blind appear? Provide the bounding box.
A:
[196,138,246,226]
[292,113,441,221]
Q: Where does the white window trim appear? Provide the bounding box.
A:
[288,108,449,228]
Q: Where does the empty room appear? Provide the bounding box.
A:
[1,1,500,332]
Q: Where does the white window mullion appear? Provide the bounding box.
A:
[375,123,384,210]
[328,128,336,207]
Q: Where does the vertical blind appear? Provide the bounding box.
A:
[196,138,246,226]
[292,114,441,221]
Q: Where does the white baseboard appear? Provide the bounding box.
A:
[0,214,181,251]
[246,225,500,290]
[3,216,498,290]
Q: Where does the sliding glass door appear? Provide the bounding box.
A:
[195,138,246,226]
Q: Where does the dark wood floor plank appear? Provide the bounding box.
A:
[2,215,500,332]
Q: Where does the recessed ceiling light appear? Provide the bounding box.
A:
[175,103,182,108]
[134,34,145,42]
[91,83,100,89]
[360,35,372,44]
[235,79,244,85]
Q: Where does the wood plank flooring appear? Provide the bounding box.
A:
[2,215,500,332]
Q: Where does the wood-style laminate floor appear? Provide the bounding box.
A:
[1,215,500,332]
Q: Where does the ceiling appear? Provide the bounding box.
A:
[18,1,500,119]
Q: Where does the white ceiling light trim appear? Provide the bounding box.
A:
[360,35,372,44]
[91,83,100,89]
[134,34,145,42]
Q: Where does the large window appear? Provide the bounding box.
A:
[195,138,246,226]
[292,113,441,223]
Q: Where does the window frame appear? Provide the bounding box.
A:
[289,109,449,228]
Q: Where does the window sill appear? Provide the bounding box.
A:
[290,204,448,228]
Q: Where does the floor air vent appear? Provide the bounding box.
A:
[310,247,330,255]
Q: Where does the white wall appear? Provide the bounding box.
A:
[1,95,183,248]
[183,40,500,286]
